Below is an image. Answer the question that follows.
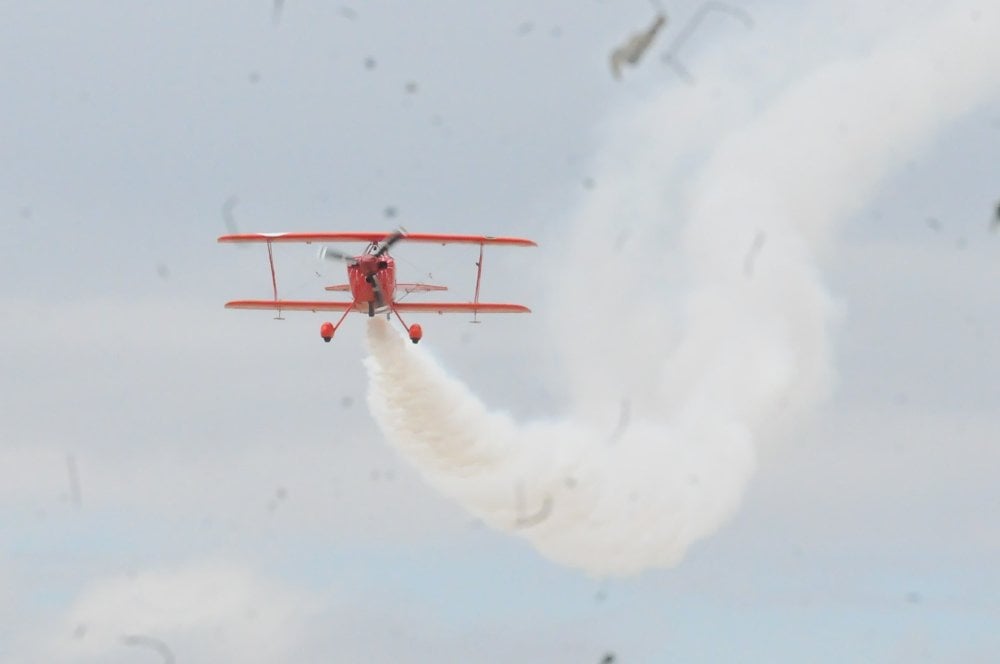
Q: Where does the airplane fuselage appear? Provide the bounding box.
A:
[347,253,396,309]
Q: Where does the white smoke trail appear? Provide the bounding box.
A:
[366,2,1000,575]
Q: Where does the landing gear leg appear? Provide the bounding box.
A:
[391,308,423,344]
[368,301,375,317]
[321,301,357,343]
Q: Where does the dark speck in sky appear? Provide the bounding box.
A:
[121,634,175,664]
[222,195,239,234]
[743,231,766,277]
[614,228,630,251]
[608,399,631,442]
[610,13,667,80]
[267,487,288,512]
[514,481,553,528]
[661,3,754,84]
[364,57,377,70]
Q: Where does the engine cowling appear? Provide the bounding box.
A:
[408,323,423,344]
[320,321,335,342]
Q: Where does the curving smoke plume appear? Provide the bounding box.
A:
[365,2,1000,575]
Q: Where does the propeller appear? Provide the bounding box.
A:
[318,246,356,264]
[369,227,407,309]
[366,273,385,309]
[373,226,407,256]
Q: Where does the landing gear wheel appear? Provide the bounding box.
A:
[368,301,375,317]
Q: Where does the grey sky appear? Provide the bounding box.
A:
[3,1,1000,662]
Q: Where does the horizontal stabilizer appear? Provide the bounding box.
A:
[324,283,446,293]
[397,283,448,293]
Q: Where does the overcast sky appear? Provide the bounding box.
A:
[2,1,1000,662]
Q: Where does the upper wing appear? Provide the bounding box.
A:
[392,302,530,314]
[218,232,536,247]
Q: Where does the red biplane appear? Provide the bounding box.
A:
[218,229,536,343]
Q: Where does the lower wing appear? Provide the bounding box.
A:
[225,300,359,311]
[392,302,530,314]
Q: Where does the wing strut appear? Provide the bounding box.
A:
[333,300,357,328]
[472,242,485,323]
[266,240,281,319]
